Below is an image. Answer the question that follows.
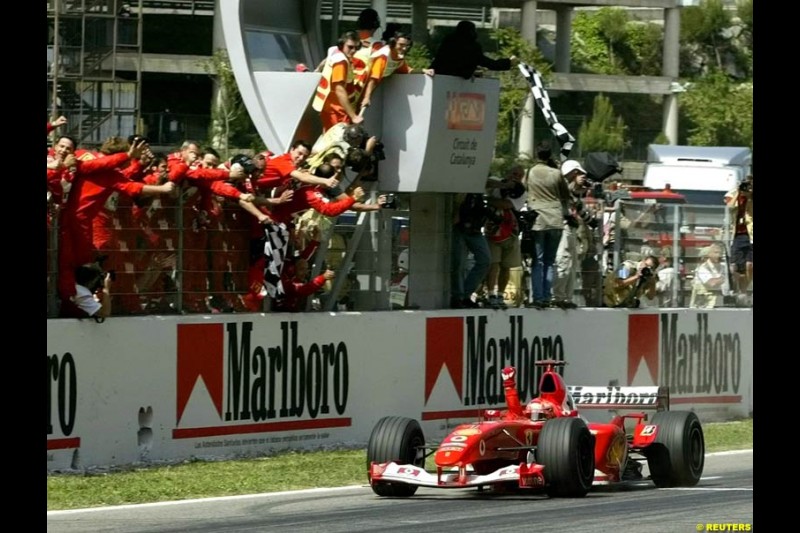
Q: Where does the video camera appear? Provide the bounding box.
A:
[739,176,753,193]
[381,193,397,209]
[231,153,257,175]
[75,262,113,293]
[583,152,622,199]
[575,199,599,230]
[500,180,526,200]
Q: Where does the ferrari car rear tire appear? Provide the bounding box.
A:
[537,417,595,497]
[646,411,705,488]
[367,416,425,497]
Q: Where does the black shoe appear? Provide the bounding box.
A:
[552,300,577,309]
[485,295,504,309]
[533,300,550,309]
[462,298,481,309]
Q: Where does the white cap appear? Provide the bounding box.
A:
[561,160,586,175]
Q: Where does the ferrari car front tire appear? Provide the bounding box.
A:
[646,410,705,488]
[537,417,595,497]
[367,416,426,497]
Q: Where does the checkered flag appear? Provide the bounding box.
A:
[262,222,290,298]
[518,62,575,161]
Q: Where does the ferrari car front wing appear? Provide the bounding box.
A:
[370,461,545,489]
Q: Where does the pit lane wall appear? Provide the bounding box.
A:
[46,309,753,471]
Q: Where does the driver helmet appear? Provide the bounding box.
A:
[528,399,553,421]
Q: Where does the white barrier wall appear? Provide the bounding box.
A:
[46,309,753,471]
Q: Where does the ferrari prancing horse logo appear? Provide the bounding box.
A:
[524,429,535,446]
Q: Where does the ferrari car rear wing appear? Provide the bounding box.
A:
[567,385,670,411]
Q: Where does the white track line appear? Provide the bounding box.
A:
[48,448,753,515]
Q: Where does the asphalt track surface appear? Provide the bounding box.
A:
[47,450,753,533]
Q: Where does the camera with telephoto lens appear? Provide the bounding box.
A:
[381,193,397,209]
[739,179,752,193]
[639,266,653,280]
[517,210,539,231]
[575,199,599,230]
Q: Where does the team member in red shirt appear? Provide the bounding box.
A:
[47,115,67,135]
[255,140,339,191]
[253,165,363,301]
[52,136,175,307]
[272,258,334,313]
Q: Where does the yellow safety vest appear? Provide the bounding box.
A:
[370,45,407,79]
[313,51,355,112]
[349,46,375,104]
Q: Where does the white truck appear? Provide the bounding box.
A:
[642,145,752,206]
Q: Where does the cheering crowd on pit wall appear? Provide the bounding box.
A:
[46,13,752,318]
[46,119,393,318]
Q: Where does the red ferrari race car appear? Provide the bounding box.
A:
[367,360,704,497]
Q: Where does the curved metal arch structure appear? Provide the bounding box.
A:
[219,0,502,194]
[219,0,326,154]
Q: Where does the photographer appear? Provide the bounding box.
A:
[525,141,571,308]
[689,244,726,308]
[319,152,393,211]
[483,166,526,309]
[724,174,753,306]
[603,255,659,308]
[59,263,113,320]
[450,192,492,308]
[552,160,595,309]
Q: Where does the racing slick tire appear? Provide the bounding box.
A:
[367,416,425,497]
[646,411,705,488]
[537,417,595,497]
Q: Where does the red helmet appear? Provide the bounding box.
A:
[527,399,555,421]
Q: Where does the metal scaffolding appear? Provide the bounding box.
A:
[47,0,144,146]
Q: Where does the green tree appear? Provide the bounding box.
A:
[735,0,753,78]
[202,49,264,158]
[595,7,629,71]
[681,0,732,72]
[653,131,670,145]
[737,0,753,38]
[487,27,552,159]
[578,94,628,155]
[570,9,663,76]
[679,70,752,148]
[404,42,432,71]
[622,21,664,77]
[571,11,618,74]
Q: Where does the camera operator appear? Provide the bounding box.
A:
[450,192,492,308]
[483,166,526,309]
[59,262,113,320]
[724,174,753,306]
[525,141,571,308]
[603,255,659,308]
[552,160,595,309]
